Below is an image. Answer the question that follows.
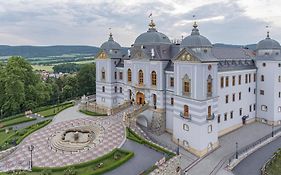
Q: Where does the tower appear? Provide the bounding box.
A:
[172,22,219,156]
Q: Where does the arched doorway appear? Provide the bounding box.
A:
[136,92,145,105]
[136,115,148,127]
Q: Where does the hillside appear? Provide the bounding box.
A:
[0,45,100,58]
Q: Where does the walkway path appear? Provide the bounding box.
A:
[185,122,281,175]
[233,134,281,175]
[105,140,165,175]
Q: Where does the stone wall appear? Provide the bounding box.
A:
[151,110,166,135]
[150,155,182,175]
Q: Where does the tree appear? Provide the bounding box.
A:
[77,64,96,95]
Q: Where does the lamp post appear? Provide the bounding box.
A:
[271,123,274,137]
[28,145,34,169]
[0,109,3,119]
[177,138,180,155]
[235,142,238,159]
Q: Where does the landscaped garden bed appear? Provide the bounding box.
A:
[79,109,107,117]
[0,149,134,175]
[0,120,51,151]
[262,148,281,175]
[0,116,36,128]
[37,101,75,117]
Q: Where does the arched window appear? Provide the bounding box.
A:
[151,71,157,86]
[207,75,212,97]
[184,105,189,118]
[101,67,106,80]
[261,75,264,82]
[183,74,191,96]
[127,69,132,82]
[139,70,144,85]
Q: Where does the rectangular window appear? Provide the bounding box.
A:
[249,74,251,83]
[232,76,235,86]
[171,98,174,105]
[261,105,268,111]
[254,104,256,111]
[232,93,235,102]
[279,76,281,82]
[226,76,229,87]
[102,72,105,80]
[260,90,264,95]
[114,72,117,80]
[278,106,281,112]
[249,105,252,112]
[230,111,233,119]
[208,125,212,133]
[170,77,174,87]
[238,75,241,85]
[240,108,242,116]
[220,76,224,88]
[102,86,105,92]
[119,72,123,80]
[217,114,221,123]
[254,73,256,82]
[225,95,229,104]
[279,92,281,98]
[245,74,248,84]
[224,113,227,121]
[120,87,122,93]
[114,86,117,93]
[239,92,241,100]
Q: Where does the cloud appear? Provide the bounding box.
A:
[0,0,280,46]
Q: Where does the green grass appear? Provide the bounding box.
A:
[79,109,107,116]
[0,149,133,175]
[32,65,54,72]
[265,148,281,175]
[0,120,51,151]
[0,116,36,128]
[69,60,95,64]
[38,102,74,117]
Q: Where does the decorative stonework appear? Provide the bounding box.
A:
[150,155,182,175]
[151,110,166,135]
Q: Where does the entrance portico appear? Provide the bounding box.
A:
[136,92,145,105]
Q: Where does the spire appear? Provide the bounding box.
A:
[108,28,114,41]
[191,21,200,35]
[266,25,270,39]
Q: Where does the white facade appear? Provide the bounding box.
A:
[95,22,281,156]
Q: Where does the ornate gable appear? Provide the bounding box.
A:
[131,49,149,59]
[96,50,109,59]
[174,49,201,62]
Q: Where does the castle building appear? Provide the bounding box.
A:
[95,20,281,156]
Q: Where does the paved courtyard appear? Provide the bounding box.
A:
[0,105,133,171]
[185,122,281,175]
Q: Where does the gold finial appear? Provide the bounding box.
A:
[193,21,198,28]
[149,19,156,29]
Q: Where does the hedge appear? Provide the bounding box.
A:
[0,113,24,123]
[79,109,107,117]
[33,101,75,113]
[126,128,175,157]
[0,117,36,128]
[32,149,134,175]
[16,120,52,144]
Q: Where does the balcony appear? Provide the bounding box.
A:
[180,112,192,121]
[206,113,215,120]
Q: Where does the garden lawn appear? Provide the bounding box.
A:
[79,109,107,116]
[0,149,133,175]
[0,129,16,146]
[0,120,51,151]
[0,116,36,128]
[38,102,74,117]
[266,149,281,175]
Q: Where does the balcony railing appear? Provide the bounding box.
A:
[180,112,192,121]
[206,113,215,120]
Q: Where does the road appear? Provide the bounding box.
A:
[233,135,281,175]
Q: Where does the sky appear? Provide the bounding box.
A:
[0,0,280,47]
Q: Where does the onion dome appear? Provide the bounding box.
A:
[181,22,212,48]
[257,31,281,50]
[134,20,171,45]
[100,33,121,50]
